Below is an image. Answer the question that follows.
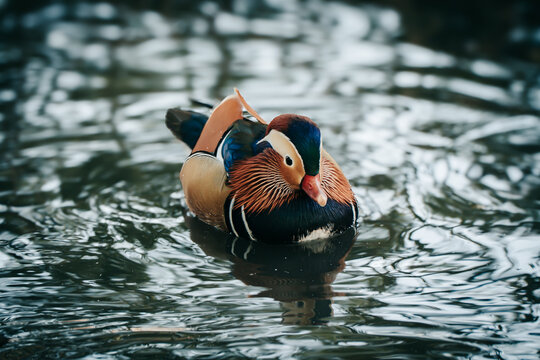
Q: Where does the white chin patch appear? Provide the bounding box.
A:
[297,226,334,242]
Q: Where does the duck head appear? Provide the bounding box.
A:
[258,114,328,207]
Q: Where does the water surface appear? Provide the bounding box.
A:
[1,1,539,359]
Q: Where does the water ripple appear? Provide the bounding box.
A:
[1,0,539,359]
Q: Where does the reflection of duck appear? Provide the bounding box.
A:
[166,89,358,243]
[185,214,356,325]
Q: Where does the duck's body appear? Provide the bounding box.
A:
[166,89,357,243]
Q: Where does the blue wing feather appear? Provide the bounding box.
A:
[221,119,267,173]
[166,108,208,149]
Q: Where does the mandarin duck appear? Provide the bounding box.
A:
[166,89,357,243]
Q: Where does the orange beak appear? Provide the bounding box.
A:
[301,174,327,207]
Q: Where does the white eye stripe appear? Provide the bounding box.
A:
[257,130,304,170]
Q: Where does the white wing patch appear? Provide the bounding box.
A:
[297,226,334,242]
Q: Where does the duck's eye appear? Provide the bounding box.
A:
[285,156,293,166]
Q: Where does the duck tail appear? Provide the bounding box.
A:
[165,108,209,149]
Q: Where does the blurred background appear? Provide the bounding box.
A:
[1,0,539,359]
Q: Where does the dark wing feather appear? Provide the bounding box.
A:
[166,108,209,149]
[221,119,267,173]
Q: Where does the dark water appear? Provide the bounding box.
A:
[1,0,540,358]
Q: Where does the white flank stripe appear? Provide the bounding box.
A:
[241,205,256,241]
[229,197,239,237]
[186,152,216,161]
[352,203,356,226]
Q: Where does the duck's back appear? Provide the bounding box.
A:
[168,95,266,230]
